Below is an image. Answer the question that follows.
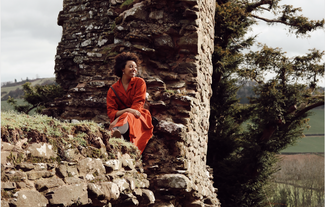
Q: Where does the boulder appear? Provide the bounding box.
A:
[11,190,48,207]
[100,182,120,200]
[1,182,16,190]
[26,171,54,180]
[35,177,65,191]
[141,189,155,205]
[78,158,105,177]
[26,143,57,159]
[156,174,192,190]
[47,183,89,206]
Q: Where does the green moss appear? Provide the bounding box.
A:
[107,52,118,57]
[108,138,141,160]
[120,0,134,8]
[114,16,123,25]
[74,132,88,147]
[111,21,116,31]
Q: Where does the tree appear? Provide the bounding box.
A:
[7,82,64,114]
[207,1,324,206]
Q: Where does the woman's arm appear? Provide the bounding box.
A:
[115,108,141,118]
[109,108,141,130]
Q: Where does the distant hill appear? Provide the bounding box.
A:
[1,77,56,101]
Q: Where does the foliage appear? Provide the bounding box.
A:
[7,82,64,114]
[208,0,324,206]
[269,154,324,207]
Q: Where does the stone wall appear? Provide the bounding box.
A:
[1,140,154,207]
[43,0,220,206]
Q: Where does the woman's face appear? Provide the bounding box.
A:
[122,60,137,79]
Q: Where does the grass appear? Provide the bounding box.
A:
[304,108,324,135]
[240,109,324,153]
[1,111,141,161]
[281,137,324,153]
[1,99,39,115]
[268,154,324,207]
[1,110,100,139]
[282,108,324,153]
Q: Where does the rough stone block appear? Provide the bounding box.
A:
[17,163,35,171]
[156,174,192,190]
[35,177,65,191]
[114,178,130,192]
[26,171,54,180]
[6,171,27,181]
[26,143,57,159]
[11,190,48,207]
[123,2,148,22]
[122,158,135,171]
[47,183,89,206]
[88,183,104,198]
[100,182,120,201]
[1,200,9,207]
[140,189,155,205]
[1,182,16,190]
[1,151,11,165]
[104,159,121,172]
[158,120,186,136]
[1,142,14,151]
[78,158,105,176]
[64,176,84,185]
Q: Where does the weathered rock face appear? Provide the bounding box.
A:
[1,141,153,207]
[44,0,219,206]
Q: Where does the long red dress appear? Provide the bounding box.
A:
[106,77,153,153]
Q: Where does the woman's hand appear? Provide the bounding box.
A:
[128,108,141,118]
[113,109,141,127]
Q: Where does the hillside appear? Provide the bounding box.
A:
[1,77,56,101]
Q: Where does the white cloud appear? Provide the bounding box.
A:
[1,0,62,82]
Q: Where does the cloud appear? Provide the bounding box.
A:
[1,0,63,82]
[246,0,325,85]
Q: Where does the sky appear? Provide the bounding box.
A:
[1,0,325,85]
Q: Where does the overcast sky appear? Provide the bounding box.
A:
[1,0,324,85]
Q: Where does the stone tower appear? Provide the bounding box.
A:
[51,0,220,206]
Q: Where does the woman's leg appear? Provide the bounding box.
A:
[115,122,129,134]
[113,122,130,141]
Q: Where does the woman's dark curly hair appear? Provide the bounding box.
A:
[114,52,139,78]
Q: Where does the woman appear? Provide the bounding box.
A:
[106,52,153,153]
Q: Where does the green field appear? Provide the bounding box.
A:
[1,77,55,99]
[282,108,324,153]
[281,136,324,153]
[1,99,25,111]
[304,108,324,135]
[1,99,38,115]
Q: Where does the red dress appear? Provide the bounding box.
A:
[106,77,153,153]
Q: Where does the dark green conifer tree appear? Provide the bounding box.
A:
[7,82,64,114]
[208,1,324,206]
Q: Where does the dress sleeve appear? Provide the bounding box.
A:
[106,88,119,122]
[130,78,146,111]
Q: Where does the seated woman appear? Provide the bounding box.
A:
[106,52,153,153]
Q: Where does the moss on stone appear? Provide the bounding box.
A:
[120,0,134,9]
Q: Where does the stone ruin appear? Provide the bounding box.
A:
[1,0,221,206]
